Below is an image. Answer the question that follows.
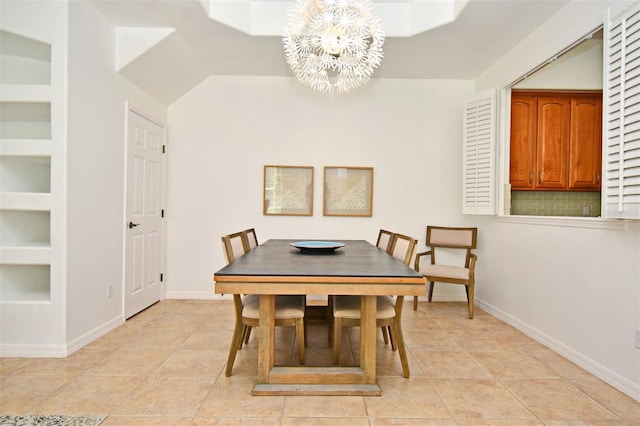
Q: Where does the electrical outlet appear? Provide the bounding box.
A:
[107,283,112,298]
[636,329,640,349]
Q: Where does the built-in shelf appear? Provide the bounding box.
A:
[0,85,51,102]
[0,193,51,211]
[0,18,62,339]
[0,210,50,246]
[0,139,52,156]
[0,156,50,193]
[0,247,51,264]
[0,102,51,139]
[0,29,51,86]
[0,264,50,302]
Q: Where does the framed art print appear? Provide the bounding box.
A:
[323,166,373,217]
[263,165,314,216]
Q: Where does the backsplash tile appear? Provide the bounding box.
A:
[511,191,601,217]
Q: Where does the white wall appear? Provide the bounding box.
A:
[514,38,603,90]
[475,0,640,400]
[65,0,167,345]
[165,76,474,299]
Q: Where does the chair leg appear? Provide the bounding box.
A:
[467,284,474,319]
[413,295,418,310]
[243,326,252,346]
[388,325,397,351]
[296,317,305,365]
[327,295,334,346]
[332,317,342,365]
[303,318,308,347]
[225,320,245,377]
[428,281,435,301]
[392,321,410,378]
[381,326,389,345]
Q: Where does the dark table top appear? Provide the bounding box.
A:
[214,239,423,279]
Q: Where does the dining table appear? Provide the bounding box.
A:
[213,239,426,396]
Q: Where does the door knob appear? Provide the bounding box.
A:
[128,222,140,229]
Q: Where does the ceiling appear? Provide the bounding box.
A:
[88,0,570,104]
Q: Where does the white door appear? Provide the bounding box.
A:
[124,108,165,318]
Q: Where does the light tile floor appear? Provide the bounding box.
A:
[1,299,639,425]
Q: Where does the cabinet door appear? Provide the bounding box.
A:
[569,96,602,190]
[536,97,570,189]
[510,95,537,189]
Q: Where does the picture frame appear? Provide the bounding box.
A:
[323,166,374,217]
[263,165,314,216]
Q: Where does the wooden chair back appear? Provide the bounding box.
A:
[389,233,417,265]
[376,229,394,253]
[221,231,249,264]
[244,228,258,250]
[426,226,477,267]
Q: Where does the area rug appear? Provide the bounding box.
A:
[0,415,106,426]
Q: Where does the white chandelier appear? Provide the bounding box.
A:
[283,0,385,94]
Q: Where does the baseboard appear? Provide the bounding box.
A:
[0,343,68,358]
[0,315,125,358]
[65,315,124,356]
[476,298,640,403]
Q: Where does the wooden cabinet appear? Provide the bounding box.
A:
[570,97,602,189]
[510,91,602,191]
[509,95,537,188]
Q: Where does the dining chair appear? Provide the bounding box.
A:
[221,231,249,263]
[389,232,417,265]
[221,232,306,376]
[332,233,417,378]
[376,229,394,253]
[244,228,258,251]
[413,226,478,318]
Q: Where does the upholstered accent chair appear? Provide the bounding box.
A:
[413,226,478,318]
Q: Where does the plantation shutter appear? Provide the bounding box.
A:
[604,1,640,219]
[462,89,497,215]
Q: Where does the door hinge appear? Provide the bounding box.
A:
[160,273,163,282]
[162,145,166,154]
[161,209,164,218]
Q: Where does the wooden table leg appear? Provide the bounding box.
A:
[258,294,275,384]
[360,295,376,384]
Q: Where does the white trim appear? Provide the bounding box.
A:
[0,344,67,358]
[496,215,630,230]
[0,314,124,357]
[476,297,640,403]
[65,315,124,356]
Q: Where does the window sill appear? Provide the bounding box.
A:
[497,215,630,231]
